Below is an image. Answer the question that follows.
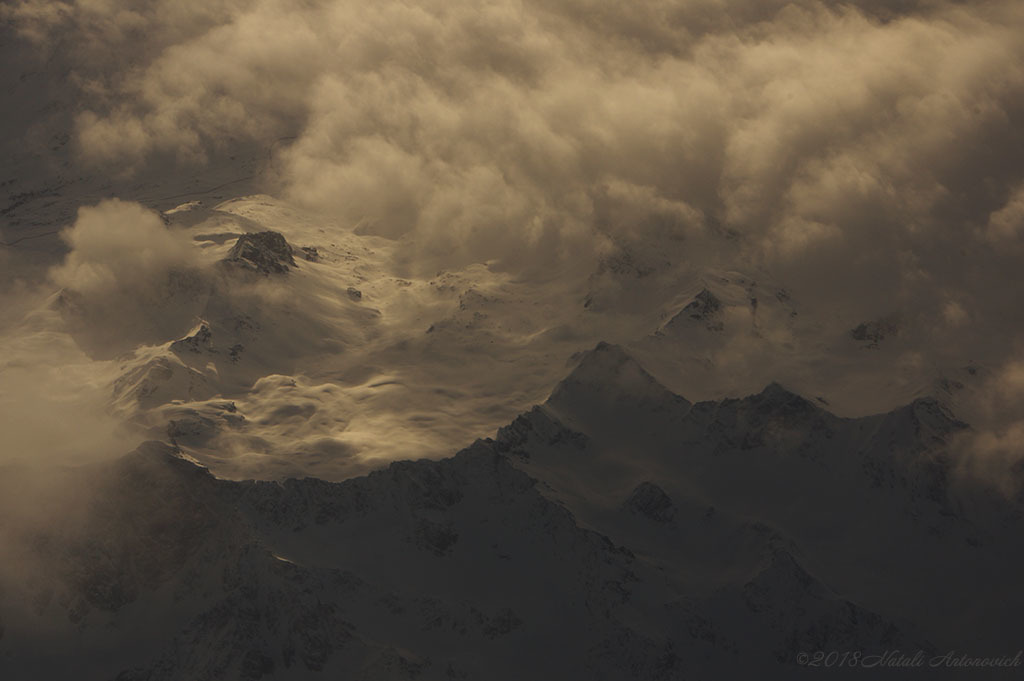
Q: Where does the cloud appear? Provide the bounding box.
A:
[0,300,128,467]
[945,356,1024,496]
[956,423,1024,497]
[49,199,211,357]
[3,0,1024,481]
[15,0,1012,286]
[7,0,1022,300]
[986,182,1024,242]
[0,200,205,460]
[52,199,195,294]
[8,0,1021,296]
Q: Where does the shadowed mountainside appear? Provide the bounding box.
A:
[1,344,1020,680]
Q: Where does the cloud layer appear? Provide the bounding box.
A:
[3,0,1023,484]
[6,1,1021,293]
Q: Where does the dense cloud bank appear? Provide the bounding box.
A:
[2,0,1023,482]
[4,1,1021,298]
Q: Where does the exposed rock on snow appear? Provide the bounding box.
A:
[655,288,727,336]
[221,231,296,275]
[169,321,215,356]
[680,288,723,326]
[850,317,900,348]
[112,355,216,410]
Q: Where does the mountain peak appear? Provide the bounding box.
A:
[169,321,215,356]
[686,288,722,318]
[550,342,664,400]
[623,482,676,523]
[546,342,691,427]
[589,340,631,362]
[758,381,806,402]
[749,381,818,413]
[659,288,725,334]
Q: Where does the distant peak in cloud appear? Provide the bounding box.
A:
[547,341,692,426]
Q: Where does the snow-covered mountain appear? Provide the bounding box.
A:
[4,2,1024,678]
[5,181,991,482]
[3,344,1019,680]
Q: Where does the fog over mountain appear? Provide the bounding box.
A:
[1,1,1023,679]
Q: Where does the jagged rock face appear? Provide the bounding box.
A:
[222,232,296,275]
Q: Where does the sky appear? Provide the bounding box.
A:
[0,0,1022,485]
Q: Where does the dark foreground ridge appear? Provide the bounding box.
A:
[1,344,1020,681]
